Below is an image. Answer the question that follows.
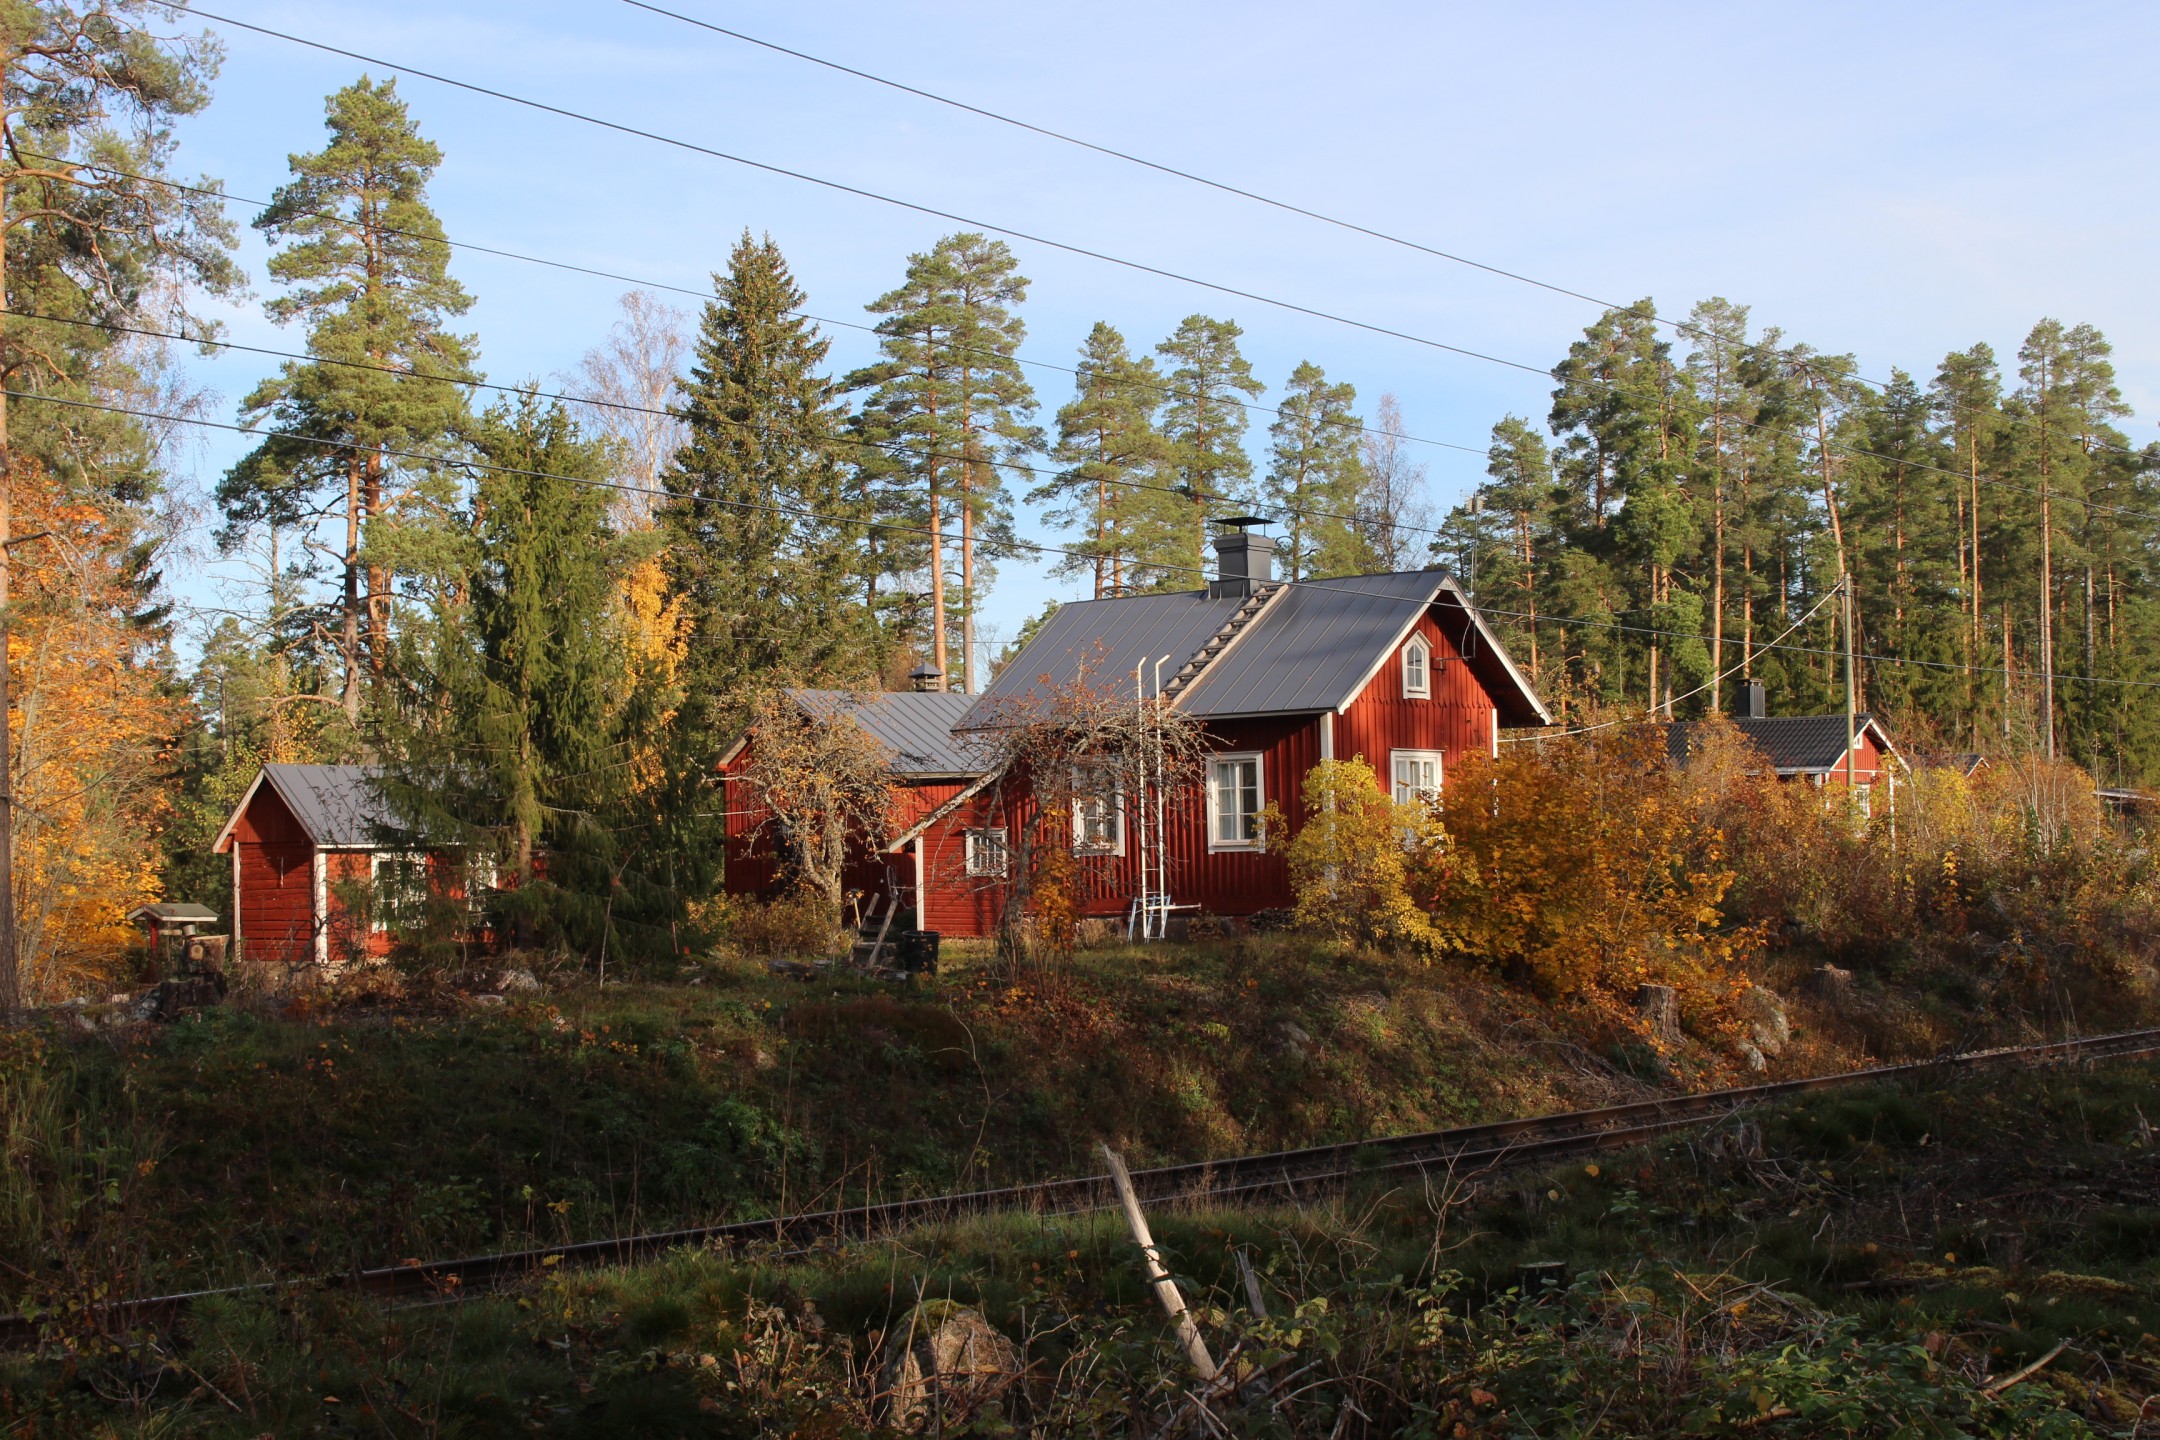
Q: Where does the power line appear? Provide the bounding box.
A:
[621,1,2150,462]
[162,14,2153,520]
[180,5,1551,377]
[26,383,2160,697]
[18,150,1491,464]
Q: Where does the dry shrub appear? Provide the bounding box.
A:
[1266,757,1441,955]
[1429,727,1755,1043]
[713,892,847,960]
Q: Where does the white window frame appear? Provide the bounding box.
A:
[1207,752,1266,852]
[370,851,429,933]
[1390,749,1444,806]
[1070,765,1125,856]
[1402,635,1431,698]
[964,827,1010,878]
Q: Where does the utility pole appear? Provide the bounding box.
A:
[1843,573,1857,803]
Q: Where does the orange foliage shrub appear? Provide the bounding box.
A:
[10,469,179,1001]
[1427,727,1754,1041]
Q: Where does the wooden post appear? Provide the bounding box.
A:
[1099,1142,1216,1382]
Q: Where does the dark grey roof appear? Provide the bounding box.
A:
[261,763,393,847]
[792,690,985,776]
[1180,572,1443,716]
[964,570,1550,727]
[1668,714,1898,774]
[966,589,1246,718]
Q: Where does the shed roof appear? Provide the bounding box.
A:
[212,763,392,852]
[1668,714,1903,775]
[127,902,219,924]
[790,690,985,776]
[965,570,1550,727]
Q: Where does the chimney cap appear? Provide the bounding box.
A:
[908,663,944,693]
[1214,515,1270,532]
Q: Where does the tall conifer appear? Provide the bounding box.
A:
[219,78,476,720]
[661,231,875,741]
[1032,322,1170,597]
[1156,315,1262,584]
[850,233,1038,692]
[1263,361,1364,579]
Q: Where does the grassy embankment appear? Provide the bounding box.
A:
[5,1048,2157,1435]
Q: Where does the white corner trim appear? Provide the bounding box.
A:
[311,849,329,968]
[1319,711,1335,761]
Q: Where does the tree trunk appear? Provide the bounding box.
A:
[341,454,363,720]
[0,180,15,1011]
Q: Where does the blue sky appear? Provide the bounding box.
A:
[166,0,2160,678]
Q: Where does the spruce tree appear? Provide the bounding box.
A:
[1031,322,1170,597]
[1156,315,1263,584]
[850,232,1038,691]
[1263,361,1364,580]
[219,77,477,720]
[661,231,876,742]
[377,394,685,963]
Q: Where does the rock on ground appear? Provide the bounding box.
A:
[883,1301,1022,1430]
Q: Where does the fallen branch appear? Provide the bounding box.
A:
[1982,1338,2070,1396]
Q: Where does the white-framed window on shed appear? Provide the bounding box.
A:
[1390,750,1443,806]
[1071,765,1125,855]
[1208,753,1265,850]
[1402,635,1431,698]
[964,827,1010,878]
[370,851,428,932]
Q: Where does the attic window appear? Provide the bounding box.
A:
[1402,636,1431,698]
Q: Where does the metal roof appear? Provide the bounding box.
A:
[261,763,393,847]
[964,589,1246,719]
[1668,714,1900,774]
[963,570,1550,727]
[1180,572,1441,716]
[791,690,986,776]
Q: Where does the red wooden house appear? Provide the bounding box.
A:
[719,527,1551,936]
[1669,683,1907,818]
[212,764,423,970]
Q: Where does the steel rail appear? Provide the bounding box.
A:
[5,1026,2155,1349]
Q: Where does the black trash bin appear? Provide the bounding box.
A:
[893,929,941,975]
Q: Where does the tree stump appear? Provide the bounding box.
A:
[1809,964,1854,1003]
[883,1301,1022,1431]
[1634,983,1680,1045]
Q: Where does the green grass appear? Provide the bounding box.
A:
[7,1061,2155,1436]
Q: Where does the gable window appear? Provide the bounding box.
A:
[964,827,1010,878]
[1209,754,1265,850]
[1402,636,1431,698]
[1071,766,1124,855]
[1390,750,1443,806]
[370,851,429,933]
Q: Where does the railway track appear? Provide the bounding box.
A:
[6,1025,2157,1349]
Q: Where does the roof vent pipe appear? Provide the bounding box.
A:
[1209,517,1275,599]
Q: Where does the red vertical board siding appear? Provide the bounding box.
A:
[1334,610,1495,784]
[1816,732,1885,785]
[323,850,381,962]
[233,783,314,966]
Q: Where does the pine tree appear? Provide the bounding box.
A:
[661,231,877,741]
[1155,315,1263,585]
[1031,322,1170,597]
[1263,361,1364,579]
[218,77,477,721]
[1683,299,1758,707]
[850,233,1038,691]
[1930,344,2002,742]
[1475,416,1556,683]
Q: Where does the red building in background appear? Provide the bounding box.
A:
[719,525,1553,937]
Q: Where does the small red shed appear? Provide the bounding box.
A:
[211,764,404,970]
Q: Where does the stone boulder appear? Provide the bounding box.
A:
[883,1301,1022,1430]
[1738,985,1791,1057]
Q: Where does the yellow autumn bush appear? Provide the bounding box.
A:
[1265,757,1441,956]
